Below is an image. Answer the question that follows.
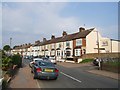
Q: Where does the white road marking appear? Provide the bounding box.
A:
[60,72,82,83]
[36,80,40,88]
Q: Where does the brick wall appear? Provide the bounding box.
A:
[82,53,120,59]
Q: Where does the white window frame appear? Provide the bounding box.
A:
[57,50,61,56]
[75,49,81,56]
[51,44,54,48]
[76,39,82,46]
[66,41,70,47]
[51,50,55,55]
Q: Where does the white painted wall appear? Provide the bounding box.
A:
[86,29,102,54]
[111,40,120,52]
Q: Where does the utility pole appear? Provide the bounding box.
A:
[10,37,12,55]
[96,31,100,55]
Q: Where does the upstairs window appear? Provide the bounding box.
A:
[76,39,82,46]
[59,43,61,48]
[51,44,54,48]
[66,41,70,47]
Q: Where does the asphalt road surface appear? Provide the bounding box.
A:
[23,58,118,88]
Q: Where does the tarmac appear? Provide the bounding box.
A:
[7,62,119,88]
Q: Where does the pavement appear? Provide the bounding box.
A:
[8,63,38,88]
[8,61,119,88]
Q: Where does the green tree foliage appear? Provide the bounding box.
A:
[2,57,13,70]
[2,50,6,58]
[3,45,11,51]
[11,54,22,68]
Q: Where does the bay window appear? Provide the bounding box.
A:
[75,49,81,56]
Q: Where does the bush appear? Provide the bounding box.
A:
[2,79,8,90]
[11,54,22,68]
[2,57,13,71]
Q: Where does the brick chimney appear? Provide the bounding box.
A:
[79,27,85,32]
[62,31,67,36]
[51,35,55,39]
[43,38,47,42]
[35,40,40,44]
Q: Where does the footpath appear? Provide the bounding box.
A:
[8,63,38,88]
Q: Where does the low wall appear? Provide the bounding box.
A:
[102,63,120,73]
[82,53,120,59]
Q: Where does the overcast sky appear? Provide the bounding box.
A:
[1,1,119,49]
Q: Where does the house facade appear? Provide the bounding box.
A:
[12,27,120,60]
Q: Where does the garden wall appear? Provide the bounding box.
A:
[82,53,120,59]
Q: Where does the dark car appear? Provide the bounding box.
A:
[93,58,99,66]
[31,60,59,80]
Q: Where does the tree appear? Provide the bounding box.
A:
[3,45,11,51]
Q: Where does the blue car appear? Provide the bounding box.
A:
[31,60,59,80]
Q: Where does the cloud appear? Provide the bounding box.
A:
[2,2,81,47]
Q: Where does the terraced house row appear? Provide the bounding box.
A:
[12,27,120,61]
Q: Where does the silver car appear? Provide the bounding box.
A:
[29,58,43,68]
[31,60,59,80]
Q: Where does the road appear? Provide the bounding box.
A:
[23,59,118,88]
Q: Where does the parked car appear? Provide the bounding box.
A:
[31,60,59,80]
[49,57,56,64]
[93,58,99,66]
[29,58,43,67]
[57,59,65,62]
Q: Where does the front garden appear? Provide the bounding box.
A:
[1,50,22,89]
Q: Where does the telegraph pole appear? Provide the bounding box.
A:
[96,31,100,55]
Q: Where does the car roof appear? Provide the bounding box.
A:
[33,58,43,61]
[36,60,53,64]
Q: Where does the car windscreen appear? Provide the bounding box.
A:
[38,61,54,66]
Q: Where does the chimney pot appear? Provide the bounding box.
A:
[43,38,47,42]
[79,27,85,32]
[51,35,55,39]
[62,31,67,36]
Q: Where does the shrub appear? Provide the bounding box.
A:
[2,57,13,71]
[2,79,8,90]
[11,54,22,68]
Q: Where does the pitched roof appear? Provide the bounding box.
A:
[25,28,94,47]
[39,28,93,45]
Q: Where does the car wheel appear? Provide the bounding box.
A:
[33,75,37,79]
[54,77,58,80]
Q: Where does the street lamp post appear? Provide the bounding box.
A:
[10,37,12,48]
[94,31,100,55]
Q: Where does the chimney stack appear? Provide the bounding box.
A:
[35,40,40,44]
[43,38,47,42]
[79,27,85,32]
[51,35,55,39]
[62,31,67,36]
